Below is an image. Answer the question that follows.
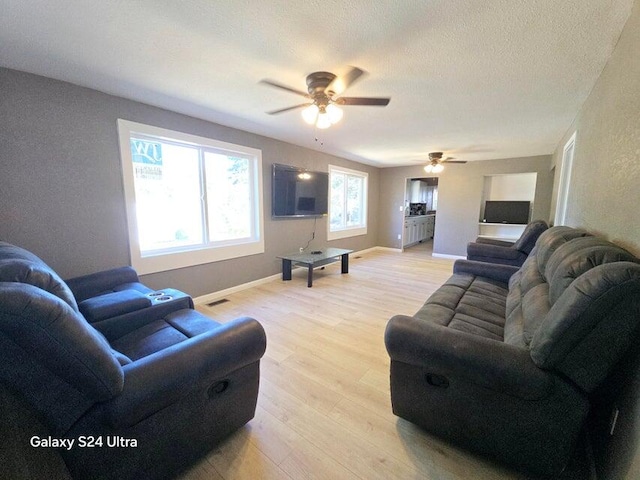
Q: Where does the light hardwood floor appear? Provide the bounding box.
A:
[179,243,526,480]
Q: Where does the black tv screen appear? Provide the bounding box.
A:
[272,164,329,218]
[484,201,530,224]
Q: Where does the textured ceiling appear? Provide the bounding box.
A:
[0,0,634,166]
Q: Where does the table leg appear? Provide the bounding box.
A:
[341,253,349,274]
[282,259,292,281]
[307,264,313,287]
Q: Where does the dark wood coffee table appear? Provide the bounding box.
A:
[277,248,353,287]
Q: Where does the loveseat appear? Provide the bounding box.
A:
[385,226,640,475]
[467,219,549,266]
[0,242,266,480]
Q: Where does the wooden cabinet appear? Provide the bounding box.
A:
[403,215,435,247]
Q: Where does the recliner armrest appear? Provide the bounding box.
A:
[467,242,522,260]
[385,315,554,400]
[78,290,152,323]
[101,317,266,428]
[66,267,143,301]
[453,259,519,284]
[474,237,515,247]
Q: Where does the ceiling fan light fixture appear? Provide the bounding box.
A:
[326,103,343,124]
[316,111,331,129]
[301,104,319,125]
[424,161,444,173]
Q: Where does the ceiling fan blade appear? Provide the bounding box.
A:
[337,97,390,106]
[326,66,365,95]
[266,103,312,115]
[442,160,467,164]
[260,79,310,98]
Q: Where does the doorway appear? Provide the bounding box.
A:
[402,177,438,250]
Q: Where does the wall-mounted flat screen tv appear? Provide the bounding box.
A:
[272,164,329,218]
[484,200,530,224]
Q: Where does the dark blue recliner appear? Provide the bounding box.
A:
[0,242,266,480]
[467,219,549,266]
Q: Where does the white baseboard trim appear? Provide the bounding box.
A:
[432,253,466,260]
[194,245,400,305]
[194,273,282,305]
[375,246,403,253]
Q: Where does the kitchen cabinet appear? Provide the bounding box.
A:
[403,214,435,247]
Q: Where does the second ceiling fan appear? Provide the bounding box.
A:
[260,66,390,129]
[424,152,467,173]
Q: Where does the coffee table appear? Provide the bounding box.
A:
[277,248,353,287]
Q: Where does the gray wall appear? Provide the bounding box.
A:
[551,3,640,256]
[0,68,379,297]
[378,156,554,255]
[549,1,640,478]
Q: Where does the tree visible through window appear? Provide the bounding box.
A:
[119,120,264,274]
[329,165,368,240]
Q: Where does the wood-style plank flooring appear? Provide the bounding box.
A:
[179,243,528,480]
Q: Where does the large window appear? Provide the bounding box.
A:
[328,165,368,240]
[118,120,264,274]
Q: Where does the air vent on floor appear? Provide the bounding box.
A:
[207,298,230,307]
[354,255,362,259]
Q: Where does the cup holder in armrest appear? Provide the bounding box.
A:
[147,292,165,297]
[154,295,173,302]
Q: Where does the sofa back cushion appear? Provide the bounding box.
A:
[513,220,549,254]
[530,261,640,391]
[0,242,78,312]
[545,237,638,304]
[0,282,124,432]
[527,237,640,390]
[504,227,591,348]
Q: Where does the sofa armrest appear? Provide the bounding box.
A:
[453,259,519,284]
[467,242,522,260]
[65,267,142,301]
[385,315,554,400]
[474,237,515,247]
[78,290,152,323]
[102,317,266,428]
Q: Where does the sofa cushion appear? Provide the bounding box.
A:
[110,309,221,361]
[530,262,640,391]
[512,220,549,254]
[414,274,508,341]
[0,256,79,312]
[534,227,591,274]
[546,239,639,305]
[0,283,123,400]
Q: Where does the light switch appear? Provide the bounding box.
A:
[399,206,404,211]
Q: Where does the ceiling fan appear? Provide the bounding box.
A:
[260,66,390,129]
[424,152,467,173]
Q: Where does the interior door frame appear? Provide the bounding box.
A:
[554,131,577,225]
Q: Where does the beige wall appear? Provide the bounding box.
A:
[378,156,553,256]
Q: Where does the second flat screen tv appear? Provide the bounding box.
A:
[484,201,530,224]
[272,164,329,218]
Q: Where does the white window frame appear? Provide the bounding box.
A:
[117,119,264,275]
[328,164,368,241]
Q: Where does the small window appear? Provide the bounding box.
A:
[118,120,264,274]
[328,165,368,240]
